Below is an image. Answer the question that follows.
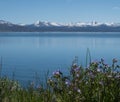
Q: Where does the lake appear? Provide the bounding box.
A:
[0,32,120,85]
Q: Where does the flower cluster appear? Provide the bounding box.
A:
[47,58,120,101]
[52,70,63,78]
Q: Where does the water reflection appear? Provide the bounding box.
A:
[0,32,120,84]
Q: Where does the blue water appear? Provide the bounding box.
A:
[0,32,120,85]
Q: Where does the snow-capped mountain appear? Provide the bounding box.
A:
[18,23,27,26]
[0,20,11,24]
[34,20,62,27]
[33,20,120,27]
[0,20,120,32]
[0,20,13,26]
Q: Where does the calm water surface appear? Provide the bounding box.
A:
[0,32,120,85]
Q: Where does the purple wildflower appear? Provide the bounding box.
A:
[65,79,71,87]
[53,70,62,75]
[115,75,120,79]
[88,72,95,78]
[76,74,80,77]
[72,63,77,68]
[74,67,80,72]
[77,89,81,93]
[97,68,101,72]
[52,70,63,78]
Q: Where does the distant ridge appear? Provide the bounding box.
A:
[0,20,120,32]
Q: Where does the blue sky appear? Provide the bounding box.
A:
[0,0,120,24]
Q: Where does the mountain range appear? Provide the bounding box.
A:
[0,20,120,32]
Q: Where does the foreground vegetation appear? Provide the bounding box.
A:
[0,58,120,102]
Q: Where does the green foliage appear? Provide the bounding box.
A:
[0,59,120,102]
